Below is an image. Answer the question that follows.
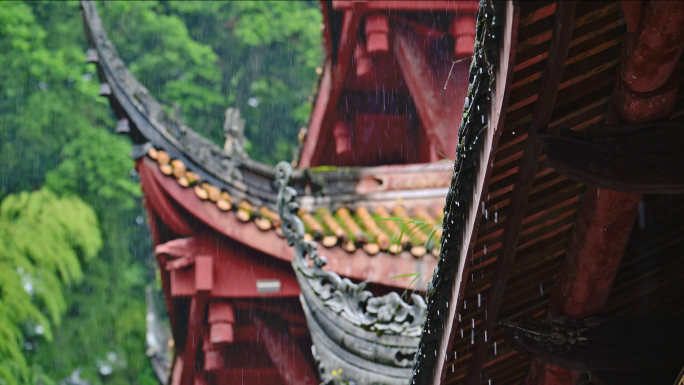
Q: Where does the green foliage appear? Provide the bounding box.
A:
[0,189,101,385]
[0,1,322,383]
[0,1,155,384]
[155,1,323,163]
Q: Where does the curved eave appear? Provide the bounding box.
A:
[80,0,448,287]
[80,0,285,207]
[139,157,437,289]
[80,0,454,210]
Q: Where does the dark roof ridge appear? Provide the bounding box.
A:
[79,1,454,212]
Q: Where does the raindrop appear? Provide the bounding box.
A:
[540,284,544,297]
[464,300,467,309]
[495,342,498,355]
[247,97,260,107]
[471,329,475,344]
[485,331,487,342]
[107,352,118,362]
[35,325,45,335]
[494,211,498,223]
[136,216,144,225]
[99,364,113,376]
[484,244,487,255]
[461,329,464,338]
[24,282,34,296]
[25,342,33,351]
[478,293,481,307]
[38,81,47,91]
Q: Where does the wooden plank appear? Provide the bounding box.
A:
[464,2,576,383]
[430,2,521,384]
[302,10,359,167]
[251,312,319,385]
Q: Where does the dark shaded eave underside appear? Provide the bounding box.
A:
[419,1,684,384]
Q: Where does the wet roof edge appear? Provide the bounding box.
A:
[79,0,453,211]
[409,1,520,384]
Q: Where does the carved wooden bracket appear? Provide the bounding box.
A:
[538,122,684,194]
[501,316,684,374]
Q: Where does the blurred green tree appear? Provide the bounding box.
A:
[0,189,101,385]
[102,1,323,163]
[0,0,321,383]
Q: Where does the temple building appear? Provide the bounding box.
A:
[409,1,684,385]
[80,1,480,384]
[82,0,684,384]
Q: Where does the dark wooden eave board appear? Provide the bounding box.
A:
[434,1,521,383]
[406,1,520,384]
[465,2,576,382]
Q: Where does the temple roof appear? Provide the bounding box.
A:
[79,1,452,287]
[410,1,684,384]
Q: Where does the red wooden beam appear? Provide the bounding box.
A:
[619,0,684,93]
[392,26,470,160]
[465,2,576,384]
[179,257,212,385]
[251,312,319,385]
[332,1,479,13]
[299,10,360,168]
[525,1,684,384]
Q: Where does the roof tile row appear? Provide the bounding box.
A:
[148,147,443,259]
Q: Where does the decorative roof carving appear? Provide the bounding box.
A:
[275,161,425,385]
[222,107,247,158]
[500,315,684,373]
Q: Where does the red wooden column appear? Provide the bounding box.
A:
[251,312,318,385]
[525,2,684,384]
[180,256,213,385]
